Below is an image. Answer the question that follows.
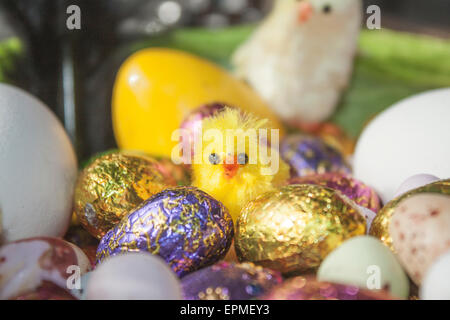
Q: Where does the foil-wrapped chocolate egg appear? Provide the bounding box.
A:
[235,184,366,275]
[288,173,381,213]
[74,151,177,239]
[181,262,282,300]
[154,157,191,186]
[96,187,234,277]
[260,276,394,300]
[280,134,351,178]
[370,179,450,251]
[0,237,91,300]
[179,103,230,163]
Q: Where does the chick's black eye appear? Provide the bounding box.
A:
[323,4,332,14]
[237,153,249,165]
[209,153,221,165]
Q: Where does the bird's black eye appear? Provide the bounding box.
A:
[323,4,332,14]
[209,153,221,165]
[237,153,249,165]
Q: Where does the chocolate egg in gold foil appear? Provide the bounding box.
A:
[74,151,177,239]
[370,179,450,251]
[235,184,366,275]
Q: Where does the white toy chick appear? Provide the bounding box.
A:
[233,0,362,124]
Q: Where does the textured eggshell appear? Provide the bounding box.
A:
[0,84,77,241]
[394,174,440,199]
[317,236,409,299]
[420,250,450,300]
[0,237,91,299]
[353,88,450,204]
[390,194,450,285]
[86,253,182,300]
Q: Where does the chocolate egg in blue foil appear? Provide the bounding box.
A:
[281,134,351,177]
[96,187,234,277]
[181,262,283,300]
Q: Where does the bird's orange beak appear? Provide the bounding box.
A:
[298,1,314,23]
[223,155,239,179]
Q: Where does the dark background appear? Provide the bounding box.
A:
[0,0,449,162]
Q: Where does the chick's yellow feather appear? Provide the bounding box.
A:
[192,108,289,222]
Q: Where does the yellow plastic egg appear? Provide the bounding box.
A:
[112,48,284,158]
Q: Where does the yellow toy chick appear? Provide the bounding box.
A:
[192,108,289,222]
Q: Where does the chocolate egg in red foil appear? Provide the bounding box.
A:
[280,134,351,177]
[288,173,381,213]
[260,276,395,300]
[181,262,282,300]
[96,187,234,277]
[0,237,91,299]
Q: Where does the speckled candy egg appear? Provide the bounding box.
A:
[0,84,78,242]
[390,193,450,285]
[288,173,381,212]
[280,134,351,178]
[235,184,366,275]
[370,179,450,250]
[86,253,182,300]
[0,237,90,300]
[181,262,282,300]
[260,276,394,300]
[96,187,234,277]
[317,236,409,299]
[74,151,177,239]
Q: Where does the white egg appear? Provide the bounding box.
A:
[394,174,440,199]
[0,84,77,241]
[420,250,450,300]
[86,253,182,300]
[354,88,450,204]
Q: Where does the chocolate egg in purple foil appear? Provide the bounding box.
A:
[281,134,351,178]
[288,173,381,213]
[182,262,282,300]
[260,276,395,300]
[96,187,234,277]
[179,103,231,164]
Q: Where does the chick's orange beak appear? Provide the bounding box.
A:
[298,1,314,23]
[223,155,239,179]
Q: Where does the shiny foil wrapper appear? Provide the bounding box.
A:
[281,134,351,178]
[235,184,366,275]
[96,187,234,277]
[288,173,381,213]
[370,179,450,251]
[181,262,282,300]
[260,276,394,300]
[74,151,177,239]
[180,103,230,163]
[154,157,191,186]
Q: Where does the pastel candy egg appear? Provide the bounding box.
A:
[317,236,409,299]
[181,262,282,300]
[86,253,182,300]
[0,84,77,242]
[0,237,91,300]
[235,184,366,275]
[354,88,450,204]
[96,187,234,277]
[280,134,351,178]
[420,250,450,300]
[394,174,440,199]
[390,193,450,285]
